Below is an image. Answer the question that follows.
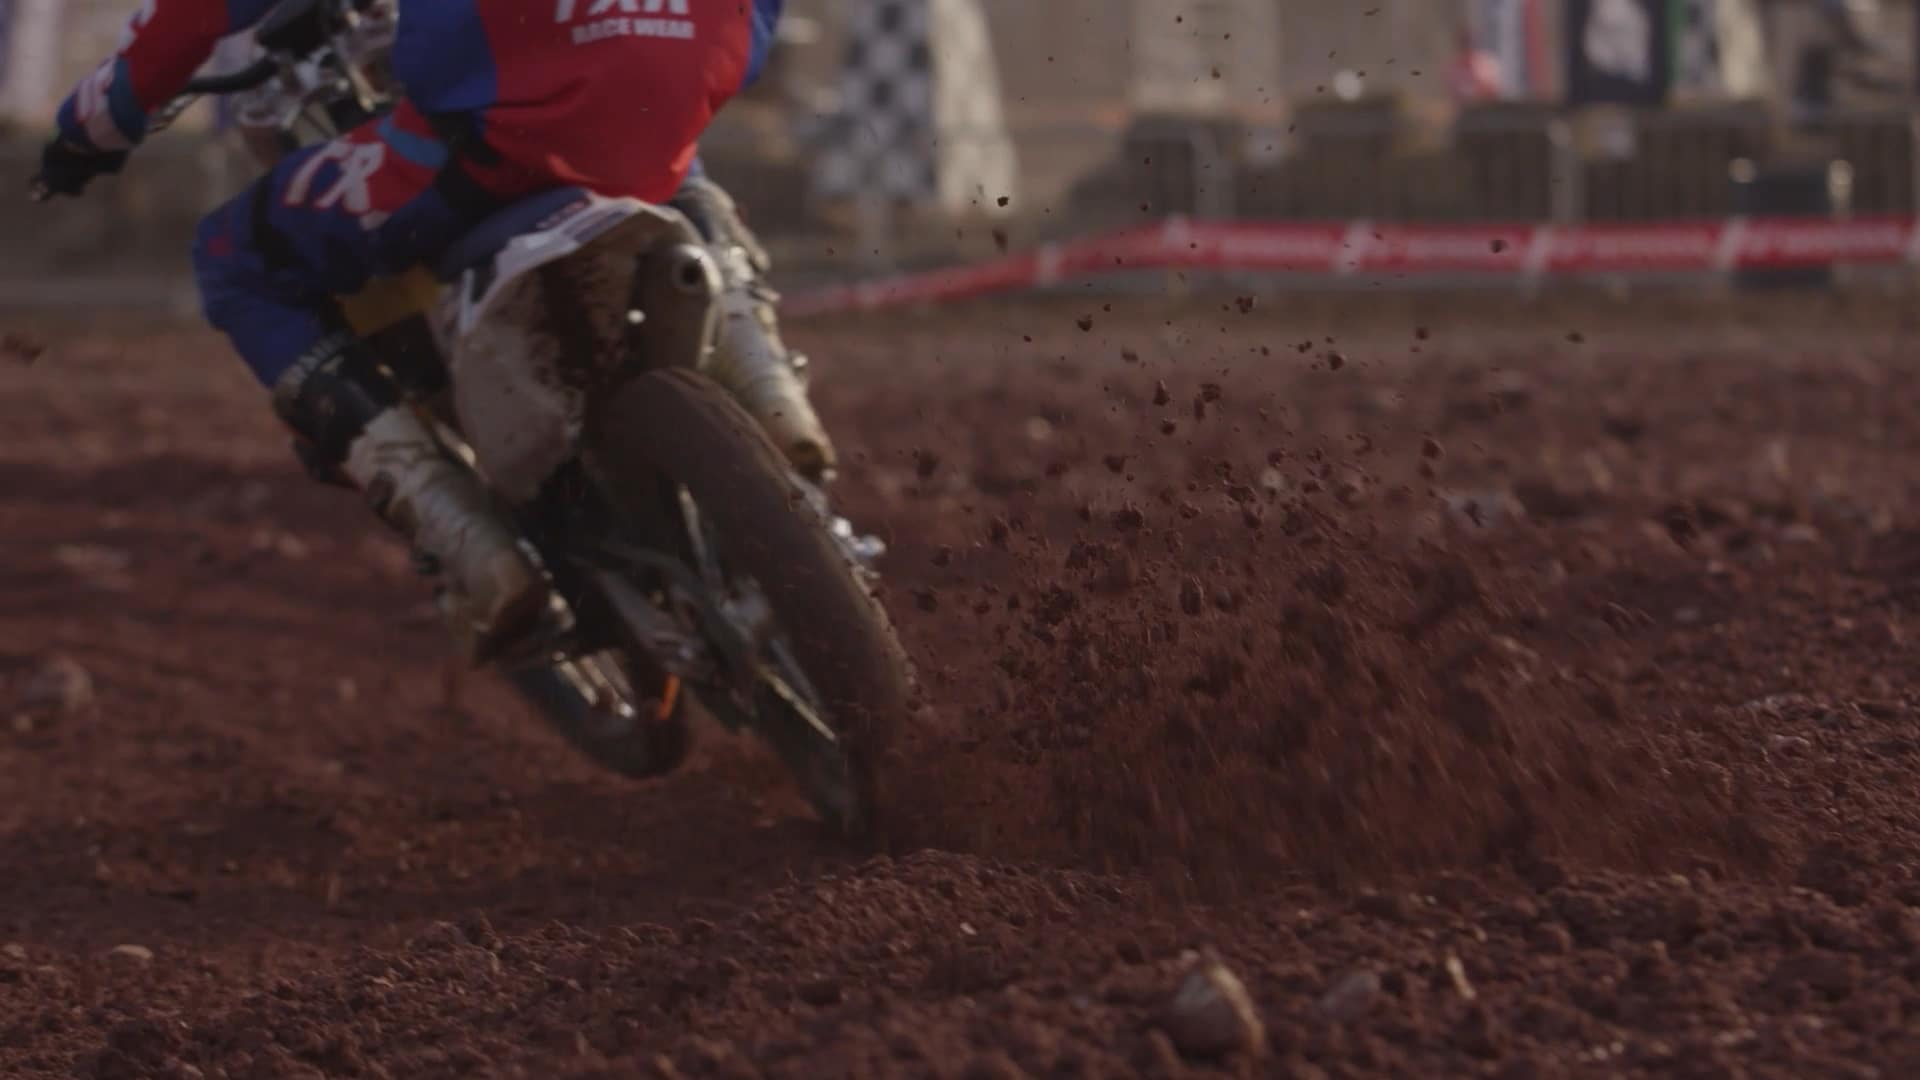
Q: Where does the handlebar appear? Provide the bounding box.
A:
[29,58,276,201]
[31,0,379,201]
[181,57,279,96]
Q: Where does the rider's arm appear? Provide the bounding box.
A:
[56,0,281,152]
[743,0,783,87]
[684,0,779,182]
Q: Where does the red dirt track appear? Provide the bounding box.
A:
[5,295,1920,1077]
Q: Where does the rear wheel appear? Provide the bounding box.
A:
[586,367,913,838]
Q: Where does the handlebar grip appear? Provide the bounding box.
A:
[181,57,278,96]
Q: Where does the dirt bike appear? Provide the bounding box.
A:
[36,0,913,837]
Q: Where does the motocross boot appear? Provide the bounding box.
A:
[273,332,548,663]
[672,176,838,482]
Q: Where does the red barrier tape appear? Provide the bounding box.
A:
[787,215,1919,316]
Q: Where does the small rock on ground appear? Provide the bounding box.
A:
[1319,968,1383,1022]
[16,655,94,714]
[1158,950,1265,1060]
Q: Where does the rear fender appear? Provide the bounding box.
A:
[433,194,721,504]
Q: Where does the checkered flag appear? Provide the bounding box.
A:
[812,0,1016,214]
[814,0,939,203]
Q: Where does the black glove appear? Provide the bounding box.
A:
[33,139,128,199]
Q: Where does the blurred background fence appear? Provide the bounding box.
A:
[2,0,1919,295]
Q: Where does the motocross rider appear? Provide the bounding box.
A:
[36,0,832,661]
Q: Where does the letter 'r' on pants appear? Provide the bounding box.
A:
[191,102,503,388]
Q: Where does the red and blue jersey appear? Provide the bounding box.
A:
[59,0,782,201]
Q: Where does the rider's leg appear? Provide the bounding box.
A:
[669,166,837,480]
[191,103,546,661]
